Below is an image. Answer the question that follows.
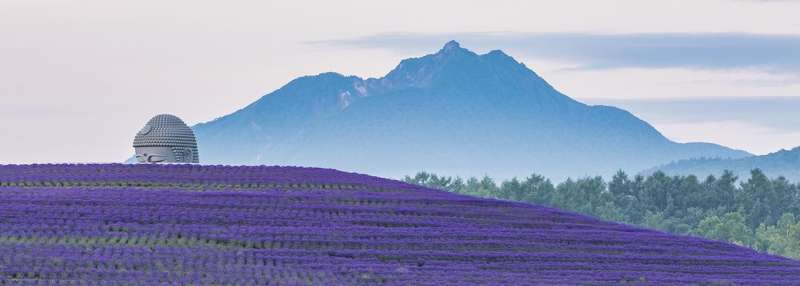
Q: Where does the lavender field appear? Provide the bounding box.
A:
[1,164,799,285]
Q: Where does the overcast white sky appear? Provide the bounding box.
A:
[1,0,799,163]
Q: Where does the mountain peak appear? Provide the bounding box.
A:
[436,40,469,57]
[442,40,461,51]
[377,40,474,89]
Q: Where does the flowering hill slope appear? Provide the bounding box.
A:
[1,164,799,285]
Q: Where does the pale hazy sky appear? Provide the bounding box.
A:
[1,0,799,163]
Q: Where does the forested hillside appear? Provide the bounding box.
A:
[647,146,800,182]
[405,169,800,259]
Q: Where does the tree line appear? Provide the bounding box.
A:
[404,169,800,259]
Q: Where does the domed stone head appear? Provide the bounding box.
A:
[133,114,199,163]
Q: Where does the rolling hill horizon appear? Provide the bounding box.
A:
[646,146,800,181]
[1,164,798,285]
[189,40,750,180]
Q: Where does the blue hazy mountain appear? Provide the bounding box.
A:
[192,41,749,179]
[645,147,800,181]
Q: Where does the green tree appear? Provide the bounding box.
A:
[694,212,752,247]
[554,177,607,216]
[756,213,800,258]
[701,171,738,214]
[498,178,526,202]
[521,174,555,205]
[641,172,671,213]
[739,169,773,232]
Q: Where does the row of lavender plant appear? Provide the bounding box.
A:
[0,164,428,192]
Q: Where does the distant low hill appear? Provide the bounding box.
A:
[645,146,800,181]
[192,41,749,180]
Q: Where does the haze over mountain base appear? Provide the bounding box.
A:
[648,147,800,182]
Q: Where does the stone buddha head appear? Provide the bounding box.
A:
[133,114,199,164]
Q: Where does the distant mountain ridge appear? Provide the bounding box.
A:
[192,41,749,179]
[645,147,800,181]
